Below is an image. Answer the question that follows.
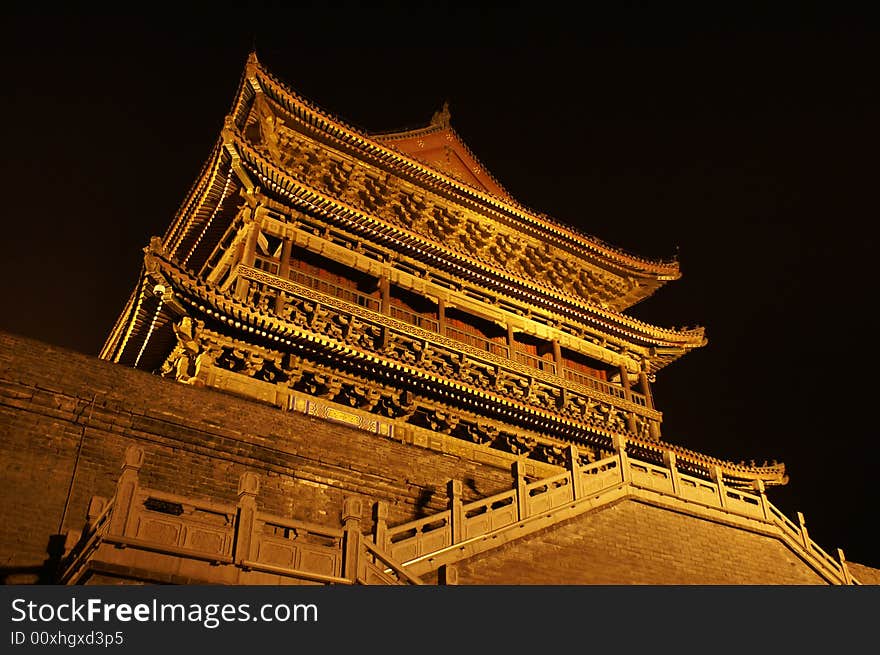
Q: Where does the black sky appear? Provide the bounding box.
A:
[2,7,878,568]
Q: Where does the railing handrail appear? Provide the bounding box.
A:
[462,488,517,516]
[524,470,571,494]
[386,509,451,539]
[361,539,423,585]
[138,489,236,517]
[288,268,381,311]
[257,513,345,539]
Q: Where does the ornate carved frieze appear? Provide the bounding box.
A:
[247,99,637,309]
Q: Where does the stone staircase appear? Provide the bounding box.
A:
[60,440,859,586]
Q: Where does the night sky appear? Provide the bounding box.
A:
[2,8,878,569]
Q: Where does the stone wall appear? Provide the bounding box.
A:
[0,331,514,584]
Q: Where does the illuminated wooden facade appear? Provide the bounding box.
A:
[101,53,787,491]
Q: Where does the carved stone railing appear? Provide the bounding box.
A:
[373,442,860,586]
[59,444,858,586]
[58,446,419,586]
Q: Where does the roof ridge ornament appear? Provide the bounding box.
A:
[430,100,451,128]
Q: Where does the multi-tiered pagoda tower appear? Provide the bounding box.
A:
[58,52,870,585]
[103,53,783,489]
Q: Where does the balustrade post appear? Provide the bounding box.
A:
[342,497,364,583]
[551,339,563,377]
[373,501,388,551]
[752,479,770,520]
[448,480,463,544]
[837,548,854,585]
[611,434,629,484]
[710,466,727,509]
[513,460,529,520]
[234,472,260,565]
[108,445,144,537]
[638,371,654,410]
[663,451,680,496]
[619,364,632,402]
[235,216,261,300]
[567,445,582,501]
[797,512,811,551]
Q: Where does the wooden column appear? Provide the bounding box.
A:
[234,218,261,300]
[379,275,391,348]
[639,372,655,410]
[619,364,631,399]
[379,274,391,314]
[551,339,563,376]
[437,297,447,335]
[274,236,293,315]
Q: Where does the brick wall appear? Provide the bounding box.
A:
[0,331,514,583]
[452,499,829,584]
[2,330,875,585]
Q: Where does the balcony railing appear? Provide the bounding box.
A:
[514,350,557,376]
[288,269,381,312]
[390,305,440,332]
[239,264,648,409]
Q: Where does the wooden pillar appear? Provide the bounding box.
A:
[234,472,260,565]
[551,339,563,377]
[379,274,391,314]
[372,501,388,551]
[513,460,529,520]
[437,297,446,334]
[274,237,293,315]
[619,364,632,400]
[622,360,636,437]
[234,219,261,300]
[448,480,463,544]
[379,275,391,348]
[242,217,261,268]
[108,445,144,537]
[638,372,654,410]
[342,497,364,582]
[507,324,516,358]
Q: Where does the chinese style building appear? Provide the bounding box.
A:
[2,53,875,585]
